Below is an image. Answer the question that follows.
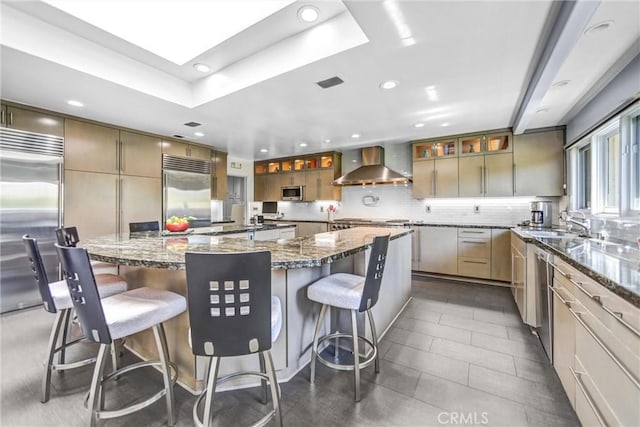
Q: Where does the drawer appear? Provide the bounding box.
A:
[458,238,490,258]
[573,303,640,427]
[458,257,490,279]
[510,231,526,255]
[458,228,491,239]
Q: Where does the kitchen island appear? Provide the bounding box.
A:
[81,226,412,392]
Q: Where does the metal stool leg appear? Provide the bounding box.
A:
[366,309,380,373]
[58,309,72,368]
[351,309,360,402]
[87,344,110,427]
[202,357,220,427]
[310,304,327,384]
[153,324,176,426]
[264,350,283,427]
[259,352,267,404]
[42,309,66,403]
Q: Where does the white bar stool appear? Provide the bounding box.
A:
[22,235,128,403]
[55,244,186,427]
[307,234,390,401]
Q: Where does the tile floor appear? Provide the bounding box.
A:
[0,276,580,426]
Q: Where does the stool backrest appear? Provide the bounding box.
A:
[185,251,272,357]
[55,244,112,345]
[22,235,57,313]
[359,234,390,312]
[129,221,160,233]
[55,226,80,247]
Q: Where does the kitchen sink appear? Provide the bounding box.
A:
[525,229,576,238]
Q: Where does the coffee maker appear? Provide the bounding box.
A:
[530,201,552,228]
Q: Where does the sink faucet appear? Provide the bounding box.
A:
[566,211,591,237]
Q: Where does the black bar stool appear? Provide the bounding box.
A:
[55,244,186,426]
[22,235,128,403]
[129,221,160,233]
[55,226,126,277]
[307,234,390,401]
[185,251,283,427]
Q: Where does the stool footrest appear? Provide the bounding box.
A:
[313,332,377,372]
[95,360,178,420]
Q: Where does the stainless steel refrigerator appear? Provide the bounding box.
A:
[0,128,63,313]
[162,154,211,228]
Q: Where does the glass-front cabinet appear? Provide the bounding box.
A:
[413,139,457,160]
[460,132,511,155]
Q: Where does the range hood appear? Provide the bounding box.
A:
[333,146,411,186]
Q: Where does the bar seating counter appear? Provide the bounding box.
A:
[81,227,413,392]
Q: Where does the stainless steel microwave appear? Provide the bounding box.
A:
[281,186,303,201]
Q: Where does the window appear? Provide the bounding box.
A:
[570,101,639,216]
[631,115,640,211]
[578,145,591,209]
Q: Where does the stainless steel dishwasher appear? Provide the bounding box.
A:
[534,247,554,362]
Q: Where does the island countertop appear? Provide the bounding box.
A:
[81,227,412,270]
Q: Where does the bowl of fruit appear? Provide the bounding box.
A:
[165,216,191,232]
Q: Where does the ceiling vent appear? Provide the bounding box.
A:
[183,121,202,127]
[316,76,344,89]
[172,134,184,139]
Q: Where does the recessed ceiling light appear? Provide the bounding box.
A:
[298,5,319,23]
[299,143,308,147]
[380,80,398,90]
[413,123,424,128]
[194,132,204,137]
[67,100,84,107]
[324,139,331,144]
[552,80,571,88]
[260,148,268,153]
[536,107,549,114]
[441,123,450,127]
[351,133,361,139]
[352,160,357,163]
[585,20,613,35]
[193,63,210,73]
[425,86,438,101]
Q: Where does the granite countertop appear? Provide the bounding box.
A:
[409,222,513,229]
[512,228,640,308]
[82,227,411,271]
[159,223,295,237]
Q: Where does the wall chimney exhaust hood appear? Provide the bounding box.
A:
[333,146,411,186]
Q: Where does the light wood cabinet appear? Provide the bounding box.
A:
[513,129,564,196]
[551,275,576,408]
[118,175,162,233]
[254,152,341,201]
[511,233,527,322]
[211,150,227,200]
[0,103,64,136]
[65,120,119,174]
[293,222,327,237]
[412,158,458,198]
[64,170,118,238]
[162,140,210,160]
[119,131,162,178]
[459,153,513,197]
[458,228,491,279]
[490,229,511,281]
[417,227,458,275]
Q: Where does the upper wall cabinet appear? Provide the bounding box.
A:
[65,120,162,177]
[0,103,64,137]
[162,140,210,160]
[460,132,512,156]
[211,150,227,200]
[513,129,564,196]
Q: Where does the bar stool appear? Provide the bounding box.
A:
[307,234,390,401]
[129,221,160,233]
[22,235,128,403]
[55,244,186,426]
[185,251,283,427]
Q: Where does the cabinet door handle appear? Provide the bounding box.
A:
[569,367,607,427]
[0,109,5,125]
[119,140,125,173]
[479,166,484,194]
[461,240,485,244]
[550,263,571,279]
[8,111,13,126]
[513,164,517,194]
[431,170,436,196]
[600,303,640,338]
[434,170,438,195]
[569,308,640,388]
[461,230,485,234]
[569,277,602,303]
[463,260,487,265]
[484,166,488,194]
[548,285,572,307]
